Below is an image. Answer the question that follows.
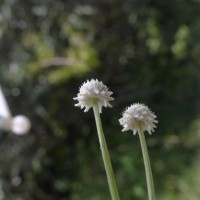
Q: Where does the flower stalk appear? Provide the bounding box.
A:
[119,103,157,200]
[138,127,156,200]
[74,79,119,199]
[93,103,120,200]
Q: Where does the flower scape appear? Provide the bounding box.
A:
[73,79,114,113]
[119,103,158,135]
[74,79,120,200]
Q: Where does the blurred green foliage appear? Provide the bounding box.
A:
[0,0,200,199]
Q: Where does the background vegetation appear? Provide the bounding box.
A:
[0,0,200,199]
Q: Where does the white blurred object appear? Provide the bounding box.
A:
[0,86,11,118]
[0,86,31,135]
[12,115,31,135]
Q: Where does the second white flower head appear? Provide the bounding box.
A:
[74,79,114,113]
[119,103,158,135]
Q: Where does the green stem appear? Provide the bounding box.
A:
[93,104,120,200]
[138,127,156,200]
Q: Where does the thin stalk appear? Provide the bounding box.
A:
[93,104,120,200]
[138,127,156,200]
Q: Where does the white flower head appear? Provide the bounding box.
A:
[119,103,158,135]
[74,79,114,113]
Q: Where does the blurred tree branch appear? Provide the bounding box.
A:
[40,57,69,68]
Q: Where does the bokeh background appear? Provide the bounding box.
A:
[1,0,200,199]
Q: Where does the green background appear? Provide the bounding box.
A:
[0,0,200,199]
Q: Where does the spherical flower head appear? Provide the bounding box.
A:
[119,103,158,135]
[73,79,114,113]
